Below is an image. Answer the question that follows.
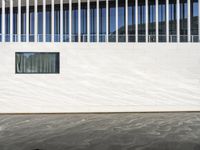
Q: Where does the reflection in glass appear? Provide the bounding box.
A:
[180,0,188,42]
[16,52,59,74]
[21,6,26,42]
[128,0,135,42]
[191,0,198,42]
[109,0,116,42]
[46,5,51,42]
[13,7,18,42]
[38,6,43,42]
[118,0,125,42]
[72,3,78,42]
[5,8,10,42]
[148,0,156,42]
[54,4,60,42]
[169,0,177,42]
[29,6,34,42]
[138,0,146,42]
[90,2,97,42]
[63,4,69,42]
[99,1,106,42]
[158,0,166,42]
[81,3,87,42]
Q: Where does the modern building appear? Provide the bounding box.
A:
[0,0,200,113]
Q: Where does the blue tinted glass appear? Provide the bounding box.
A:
[72,3,78,42]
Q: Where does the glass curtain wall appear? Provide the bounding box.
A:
[38,6,43,42]
[128,0,135,42]
[72,3,78,42]
[169,0,177,42]
[180,0,188,42]
[109,0,116,42]
[99,1,106,42]
[29,6,34,42]
[21,6,26,42]
[46,5,51,42]
[118,0,125,42]
[81,2,87,42]
[13,7,18,42]
[138,0,146,42]
[54,4,60,42]
[5,7,10,42]
[158,0,166,42]
[148,0,155,42]
[90,2,97,42]
[191,0,198,42]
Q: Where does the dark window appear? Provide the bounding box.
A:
[16,52,60,74]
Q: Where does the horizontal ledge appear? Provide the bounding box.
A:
[0,105,200,114]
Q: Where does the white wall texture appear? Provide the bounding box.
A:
[0,43,200,113]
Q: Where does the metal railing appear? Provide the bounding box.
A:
[0,34,199,43]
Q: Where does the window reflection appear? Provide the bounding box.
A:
[46,5,51,42]
[99,1,106,42]
[109,0,116,42]
[138,0,146,42]
[29,6,34,42]
[72,3,78,42]
[128,0,135,42]
[148,0,156,42]
[158,0,166,42]
[180,0,188,42]
[81,2,87,42]
[63,3,69,42]
[54,4,60,42]
[118,0,125,42]
[90,2,97,42]
[191,0,198,42]
[38,6,43,42]
[169,0,177,42]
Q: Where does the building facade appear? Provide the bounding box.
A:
[0,0,200,113]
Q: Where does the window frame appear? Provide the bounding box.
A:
[15,52,60,74]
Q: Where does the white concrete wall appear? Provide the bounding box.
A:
[0,43,200,113]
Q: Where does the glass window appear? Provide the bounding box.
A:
[148,0,156,42]
[5,8,10,42]
[63,4,69,42]
[118,0,125,42]
[72,3,78,42]
[13,7,18,42]
[54,4,60,42]
[81,2,87,42]
[169,0,177,42]
[191,0,198,42]
[128,0,135,42]
[29,6,34,42]
[99,1,106,42]
[38,6,43,42]
[21,6,26,42]
[90,2,97,42]
[138,0,146,42]
[109,0,116,42]
[46,5,51,42]
[16,52,60,74]
[158,0,166,42]
[180,0,188,42]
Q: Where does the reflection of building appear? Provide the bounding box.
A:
[0,0,200,113]
[0,0,199,43]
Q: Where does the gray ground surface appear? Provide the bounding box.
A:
[0,113,200,150]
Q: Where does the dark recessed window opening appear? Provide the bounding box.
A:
[15,52,60,74]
